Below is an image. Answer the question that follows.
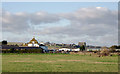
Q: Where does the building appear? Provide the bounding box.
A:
[59,48,72,51]
[40,41,45,46]
[72,48,80,51]
[78,42,86,46]
[28,37,39,47]
[87,46,101,51]
[1,37,49,53]
[87,47,101,51]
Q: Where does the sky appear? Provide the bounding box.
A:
[1,2,118,46]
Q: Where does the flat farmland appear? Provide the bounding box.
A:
[2,53,118,72]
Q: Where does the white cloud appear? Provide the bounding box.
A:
[2,7,118,46]
[30,11,61,25]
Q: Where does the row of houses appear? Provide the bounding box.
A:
[59,48,80,52]
[45,42,86,49]
[86,46,101,51]
[3,37,113,52]
[58,48,100,52]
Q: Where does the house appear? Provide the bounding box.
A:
[40,41,44,46]
[72,48,80,51]
[28,37,39,47]
[87,47,101,51]
[59,48,72,51]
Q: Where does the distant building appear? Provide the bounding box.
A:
[27,37,39,47]
[87,46,101,51]
[78,42,86,46]
[40,41,45,46]
[72,48,80,51]
[1,37,49,53]
[59,48,72,51]
[44,42,50,46]
[87,47,101,51]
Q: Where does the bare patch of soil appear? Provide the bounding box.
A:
[10,59,117,64]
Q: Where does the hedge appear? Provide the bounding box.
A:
[2,48,43,53]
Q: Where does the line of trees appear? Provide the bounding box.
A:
[110,45,120,49]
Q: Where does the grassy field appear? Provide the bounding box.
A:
[2,53,118,72]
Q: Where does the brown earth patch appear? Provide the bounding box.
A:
[9,59,117,64]
[9,60,56,63]
[94,62,117,64]
[58,60,85,62]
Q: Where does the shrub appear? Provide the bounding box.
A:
[100,49,110,56]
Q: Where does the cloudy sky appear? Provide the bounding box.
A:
[1,2,118,46]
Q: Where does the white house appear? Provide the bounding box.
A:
[72,48,80,51]
[59,48,72,51]
[28,37,39,47]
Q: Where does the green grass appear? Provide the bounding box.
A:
[2,53,118,72]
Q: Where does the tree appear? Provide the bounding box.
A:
[109,45,117,52]
[110,45,117,49]
[80,45,85,51]
[2,40,7,45]
[15,44,18,46]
